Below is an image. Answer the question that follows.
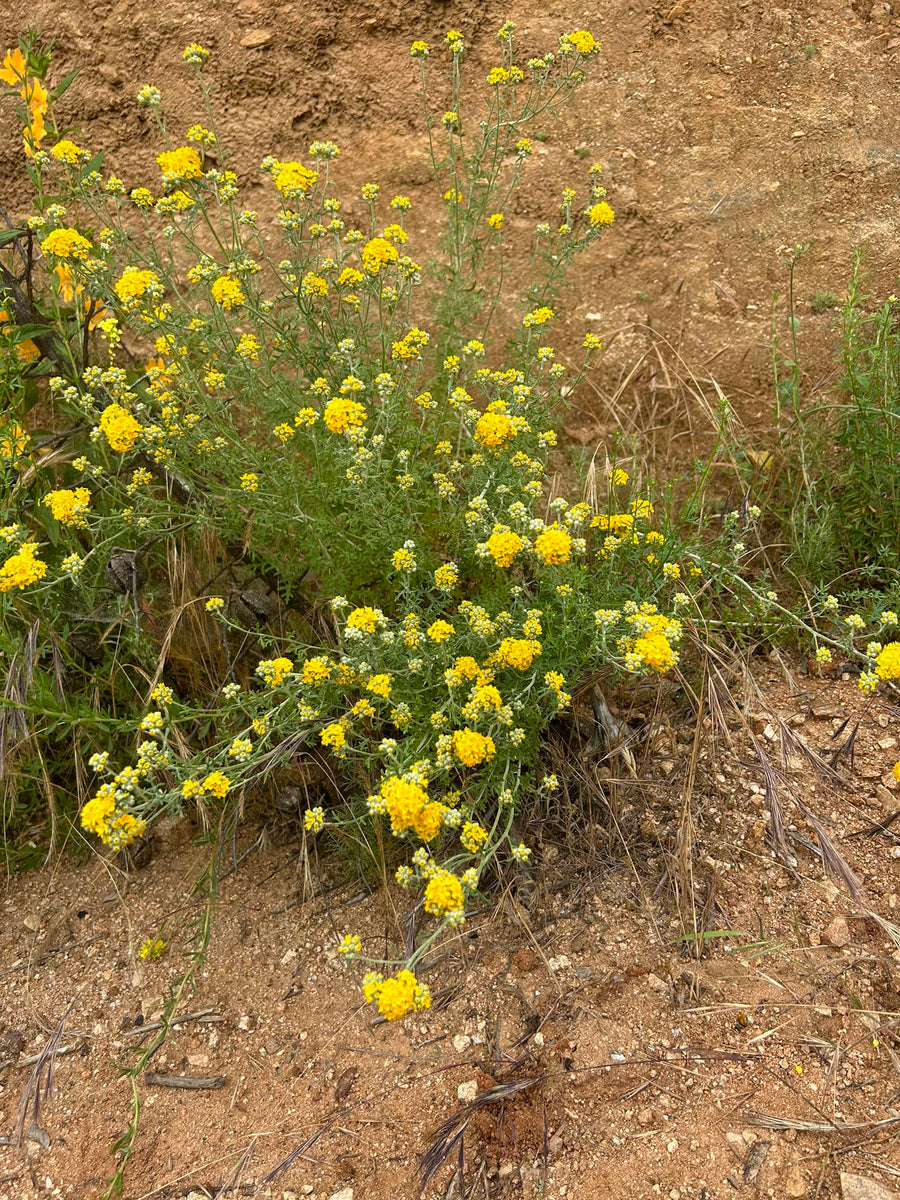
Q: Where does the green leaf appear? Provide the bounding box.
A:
[51,67,81,101]
[0,227,24,248]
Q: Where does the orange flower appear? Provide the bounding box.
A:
[0,309,39,363]
[55,266,109,329]
[0,48,27,86]
[22,76,47,116]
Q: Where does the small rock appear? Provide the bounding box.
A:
[877,736,897,751]
[452,1033,471,1052]
[637,1108,654,1125]
[726,1132,746,1160]
[840,1175,900,1200]
[498,1163,518,1180]
[457,1080,478,1103]
[647,973,668,993]
[785,1164,808,1198]
[822,915,850,948]
[811,706,840,720]
[240,28,272,47]
[26,1125,51,1150]
[329,1189,354,1200]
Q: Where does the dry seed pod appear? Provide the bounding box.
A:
[231,588,276,626]
[105,552,148,595]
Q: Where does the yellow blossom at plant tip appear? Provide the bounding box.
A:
[452,728,495,767]
[424,871,464,915]
[320,723,346,751]
[140,937,166,960]
[875,642,900,681]
[40,228,92,259]
[361,236,399,273]
[201,771,230,798]
[534,525,572,565]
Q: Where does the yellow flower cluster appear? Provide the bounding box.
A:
[301,656,331,684]
[474,402,515,450]
[256,657,294,686]
[451,728,496,766]
[80,789,147,850]
[424,871,464,915]
[99,403,143,452]
[114,267,161,307]
[876,642,900,680]
[534,525,572,565]
[156,146,202,180]
[0,541,47,592]
[40,228,92,259]
[43,487,91,526]
[362,969,431,1020]
[274,160,318,198]
[211,275,245,310]
[361,236,399,273]
[495,638,541,670]
[486,529,523,567]
[324,396,367,434]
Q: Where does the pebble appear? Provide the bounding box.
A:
[240,28,273,47]
[329,1189,354,1200]
[822,915,850,948]
[785,1164,808,1197]
[840,1174,900,1200]
[457,1080,478,1103]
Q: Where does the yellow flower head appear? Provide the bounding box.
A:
[275,160,318,198]
[424,871,464,915]
[379,774,428,833]
[434,562,458,590]
[256,657,294,686]
[634,631,675,673]
[346,606,380,634]
[114,267,161,307]
[451,728,496,767]
[534,524,572,565]
[0,541,47,592]
[323,396,367,434]
[51,138,88,164]
[563,29,596,54]
[474,408,515,450]
[589,201,615,227]
[320,722,346,751]
[367,969,431,1020]
[201,771,231,798]
[43,487,91,526]
[361,236,399,274]
[486,529,523,568]
[156,146,202,180]
[496,637,541,670]
[211,275,245,310]
[99,403,142,452]
[366,673,392,698]
[875,642,900,681]
[427,619,454,642]
[40,228,92,259]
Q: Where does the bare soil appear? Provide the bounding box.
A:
[3,0,900,452]
[1,659,899,1200]
[2,1,900,1197]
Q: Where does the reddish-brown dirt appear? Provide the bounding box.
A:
[3,0,900,452]
[1,661,899,1200]
[2,2,900,1197]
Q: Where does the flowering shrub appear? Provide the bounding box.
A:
[3,24,893,1027]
